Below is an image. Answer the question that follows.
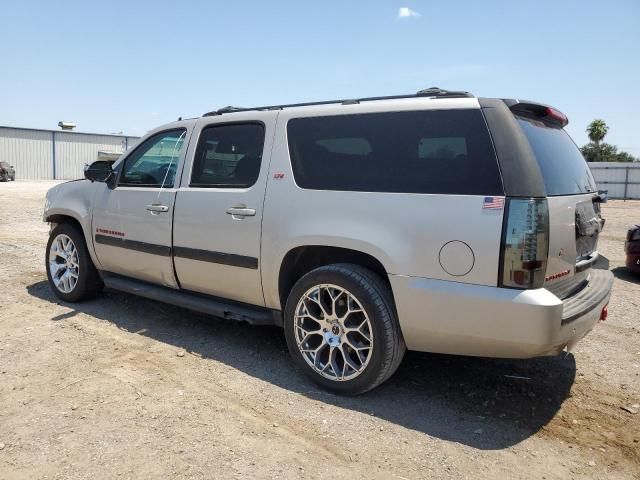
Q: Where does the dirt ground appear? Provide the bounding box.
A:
[0,181,638,480]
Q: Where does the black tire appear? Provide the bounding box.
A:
[45,222,104,302]
[284,263,406,395]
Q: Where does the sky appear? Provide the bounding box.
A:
[1,0,639,155]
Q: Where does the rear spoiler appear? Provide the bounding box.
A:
[501,99,569,128]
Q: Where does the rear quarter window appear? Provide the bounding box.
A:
[517,117,596,196]
[287,109,503,195]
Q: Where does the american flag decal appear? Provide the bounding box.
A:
[482,196,505,210]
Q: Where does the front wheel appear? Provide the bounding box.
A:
[284,264,405,395]
[45,223,103,302]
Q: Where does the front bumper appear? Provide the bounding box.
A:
[390,269,614,358]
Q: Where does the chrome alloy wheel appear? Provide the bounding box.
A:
[294,284,374,381]
[48,234,79,294]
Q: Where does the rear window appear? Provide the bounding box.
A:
[517,117,596,196]
[287,109,503,195]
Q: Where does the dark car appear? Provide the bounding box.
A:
[625,225,640,273]
[0,161,15,181]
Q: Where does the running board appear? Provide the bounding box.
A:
[102,274,277,326]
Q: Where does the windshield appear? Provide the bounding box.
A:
[517,117,596,196]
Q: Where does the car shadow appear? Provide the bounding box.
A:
[594,254,638,282]
[611,266,639,284]
[27,280,576,450]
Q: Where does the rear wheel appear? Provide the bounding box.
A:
[46,223,103,302]
[284,264,405,395]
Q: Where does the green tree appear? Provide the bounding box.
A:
[612,150,637,163]
[581,142,637,162]
[586,119,609,147]
[581,118,637,162]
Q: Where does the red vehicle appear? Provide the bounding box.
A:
[625,225,640,273]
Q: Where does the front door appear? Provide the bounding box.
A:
[92,127,189,287]
[172,114,277,305]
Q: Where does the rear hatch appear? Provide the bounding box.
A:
[514,106,603,298]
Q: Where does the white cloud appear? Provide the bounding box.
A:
[397,7,420,18]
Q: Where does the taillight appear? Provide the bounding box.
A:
[544,107,569,127]
[499,198,549,289]
[599,304,608,321]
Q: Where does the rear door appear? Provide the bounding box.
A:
[515,114,602,298]
[172,112,278,306]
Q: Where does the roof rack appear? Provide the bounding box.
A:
[202,87,473,117]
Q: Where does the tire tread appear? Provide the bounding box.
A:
[284,263,405,395]
[46,222,103,302]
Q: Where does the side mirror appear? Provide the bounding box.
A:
[85,160,114,183]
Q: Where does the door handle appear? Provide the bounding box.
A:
[146,204,169,213]
[226,205,256,217]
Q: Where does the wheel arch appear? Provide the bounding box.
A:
[277,245,395,312]
[45,210,101,269]
[46,213,83,230]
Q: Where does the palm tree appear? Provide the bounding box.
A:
[586,119,608,147]
[586,119,609,162]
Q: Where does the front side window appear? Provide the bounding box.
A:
[287,109,502,195]
[119,129,186,187]
[191,123,265,188]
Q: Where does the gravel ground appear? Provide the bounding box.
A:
[0,181,638,480]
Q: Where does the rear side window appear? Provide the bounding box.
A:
[517,117,596,196]
[287,110,502,195]
[191,123,264,188]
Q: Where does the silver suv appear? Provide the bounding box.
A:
[44,88,614,394]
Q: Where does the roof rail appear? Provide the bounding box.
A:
[215,106,245,114]
[416,86,473,98]
[202,87,474,117]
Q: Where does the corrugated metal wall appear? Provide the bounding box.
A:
[55,133,127,180]
[589,162,640,199]
[0,128,53,180]
[0,126,140,180]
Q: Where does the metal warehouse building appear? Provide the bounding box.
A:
[0,126,139,180]
[589,161,640,200]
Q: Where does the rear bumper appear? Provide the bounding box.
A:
[390,269,613,358]
[626,255,640,273]
[625,241,640,272]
